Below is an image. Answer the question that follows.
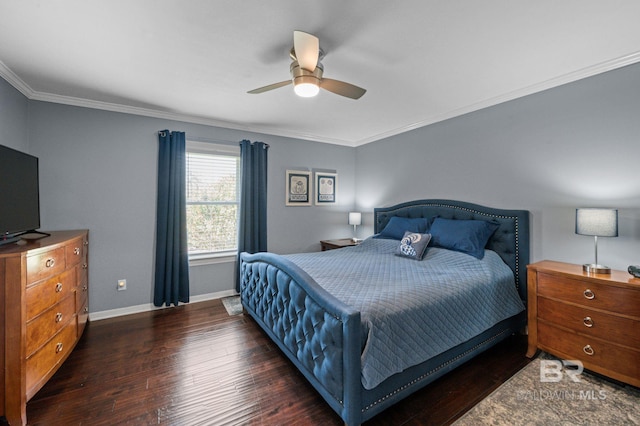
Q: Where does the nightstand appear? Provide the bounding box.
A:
[320,238,358,251]
[526,260,640,387]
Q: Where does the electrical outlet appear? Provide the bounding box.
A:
[117,279,127,291]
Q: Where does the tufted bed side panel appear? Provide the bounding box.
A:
[374,199,530,303]
[240,252,362,423]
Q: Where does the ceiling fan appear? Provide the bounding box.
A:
[247,31,366,100]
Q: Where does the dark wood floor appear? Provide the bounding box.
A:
[22,298,530,425]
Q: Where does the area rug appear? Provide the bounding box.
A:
[221,295,243,316]
[454,353,640,425]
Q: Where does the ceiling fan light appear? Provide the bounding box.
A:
[293,75,320,97]
[294,82,319,97]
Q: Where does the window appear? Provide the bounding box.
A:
[186,141,240,257]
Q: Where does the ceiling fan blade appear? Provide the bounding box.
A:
[247,80,292,94]
[320,78,366,100]
[293,30,319,71]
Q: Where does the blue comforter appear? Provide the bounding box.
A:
[284,238,525,389]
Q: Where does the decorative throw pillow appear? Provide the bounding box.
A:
[396,232,431,260]
[429,217,499,259]
[375,216,432,240]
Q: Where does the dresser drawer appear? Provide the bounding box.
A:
[76,280,88,307]
[26,246,66,284]
[76,279,88,334]
[26,295,76,358]
[26,268,76,320]
[538,297,640,348]
[25,320,77,398]
[537,272,640,317]
[65,237,85,268]
[79,259,88,288]
[77,300,89,337]
[538,322,640,383]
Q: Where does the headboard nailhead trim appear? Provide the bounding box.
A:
[374,202,523,292]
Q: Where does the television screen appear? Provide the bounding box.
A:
[0,144,41,236]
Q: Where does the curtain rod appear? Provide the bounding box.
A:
[159,132,269,149]
[239,140,270,149]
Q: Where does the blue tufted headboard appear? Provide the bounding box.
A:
[374,199,530,303]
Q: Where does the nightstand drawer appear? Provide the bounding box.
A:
[537,272,640,317]
[538,322,640,383]
[538,297,640,348]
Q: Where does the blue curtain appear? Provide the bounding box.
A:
[154,130,190,306]
[237,139,269,291]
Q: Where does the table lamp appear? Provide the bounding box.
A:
[575,208,618,274]
[348,212,362,242]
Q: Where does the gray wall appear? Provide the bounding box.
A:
[355,62,640,271]
[0,78,29,151]
[3,61,640,316]
[18,99,355,314]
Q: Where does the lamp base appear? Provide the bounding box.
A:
[583,263,611,274]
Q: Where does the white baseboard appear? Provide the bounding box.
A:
[89,289,238,321]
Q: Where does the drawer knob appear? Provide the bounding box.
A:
[55,312,63,323]
[583,316,594,327]
[583,289,595,300]
[82,263,88,270]
[82,285,88,292]
[84,306,89,313]
[74,247,80,255]
[55,342,64,353]
[55,283,63,293]
[45,258,56,268]
[583,344,595,356]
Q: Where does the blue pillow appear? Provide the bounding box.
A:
[375,216,431,240]
[429,218,499,259]
[396,232,431,260]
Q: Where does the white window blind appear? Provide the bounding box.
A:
[186,141,240,256]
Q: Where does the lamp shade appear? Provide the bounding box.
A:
[575,208,618,237]
[348,212,362,226]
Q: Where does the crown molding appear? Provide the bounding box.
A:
[0,61,34,97]
[3,51,640,148]
[352,51,640,146]
[29,90,356,147]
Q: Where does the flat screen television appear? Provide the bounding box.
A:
[0,144,42,244]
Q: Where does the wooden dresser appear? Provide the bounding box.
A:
[527,260,640,387]
[1,230,89,425]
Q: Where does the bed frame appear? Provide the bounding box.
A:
[240,199,530,425]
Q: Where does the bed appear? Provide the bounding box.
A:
[239,199,530,425]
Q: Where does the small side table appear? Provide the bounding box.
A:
[320,238,358,251]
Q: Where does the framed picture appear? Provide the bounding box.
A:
[315,172,337,205]
[285,170,311,206]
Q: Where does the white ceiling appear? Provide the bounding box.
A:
[1,1,640,147]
